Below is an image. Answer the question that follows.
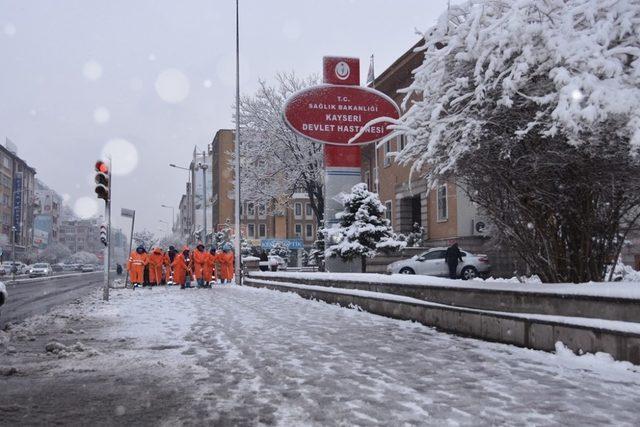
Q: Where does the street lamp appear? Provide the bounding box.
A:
[161,204,175,230]
[169,163,194,242]
[195,156,209,244]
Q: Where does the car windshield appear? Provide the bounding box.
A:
[32,264,48,268]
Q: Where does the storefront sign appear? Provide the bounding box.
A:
[261,238,304,250]
[12,173,22,236]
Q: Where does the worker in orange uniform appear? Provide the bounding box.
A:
[148,247,165,286]
[191,243,208,288]
[218,243,235,284]
[127,245,148,289]
[204,246,218,286]
[172,246,191,290]
[165,245,178,285]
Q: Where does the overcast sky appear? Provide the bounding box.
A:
[0,0,450,238]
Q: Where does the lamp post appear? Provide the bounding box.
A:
[161,204,175,230]
[195,155,209,244]
[234,0,242,285]
[169,163,193,242]
[11,225,16,283]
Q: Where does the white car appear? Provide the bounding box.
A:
[2,261,28,275]
[81,264,95,272]
[268,255,287,271]
[29,263,53,277]
[386,247,491,280]
[0,281,6,306]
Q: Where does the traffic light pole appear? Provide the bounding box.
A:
[102,161,112,301]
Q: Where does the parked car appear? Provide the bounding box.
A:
[81,264,95,272]
[0,265,6,276]
[29,263,53,277]
[1,261,28,275]
[51,263,64,272]
[386,247,491,280]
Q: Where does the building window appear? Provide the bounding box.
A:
[294,202,302,218]
[259,223,266,237]
[305,224,313,239]
[372,167,378,192]
[385,200,392,222]
[248,223,255,237]
[247,203,255,218]
[305,203,312,219]
[437,184,448,221]
[295,224,302,237]
[399,135,407,151]
[258,203,266,219]
[383,140,393,167]
[240,203,244,216]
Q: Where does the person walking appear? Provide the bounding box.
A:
[192,243,207,288]
[172,246,191,290]
[148,247,164,287]
[165,245,178,285]
[445,242,464,279]
[127,245,148,289]
[205,246,218,286]
[218,244,235,284]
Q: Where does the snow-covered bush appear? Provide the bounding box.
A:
[326,183,406,270]
[390,0,640,283]
[269,242,291,263]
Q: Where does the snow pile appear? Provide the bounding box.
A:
[45,340,99,357]
[473,275,543,284]
[554,342,640,374]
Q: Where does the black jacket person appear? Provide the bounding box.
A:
[445,243,463,279]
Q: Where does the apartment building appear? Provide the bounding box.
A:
[34,179,62,248]
[0,141,37,258]
[207,129,320,254]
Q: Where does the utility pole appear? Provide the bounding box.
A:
[121,208,135,287]
[234,0,242,285]
[200,151,209,245]
[11,226,16,283]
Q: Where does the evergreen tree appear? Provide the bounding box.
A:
[326,183,405,270]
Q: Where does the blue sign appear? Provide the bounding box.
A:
[12,174,22,237]
[261,238,304,250]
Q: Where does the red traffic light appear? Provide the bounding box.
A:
[95,161,109,174]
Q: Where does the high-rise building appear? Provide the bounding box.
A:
[34,179,63,248]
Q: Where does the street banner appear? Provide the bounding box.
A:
[121,208,135,218]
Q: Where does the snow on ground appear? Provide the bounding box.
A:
[252,271,640,299]
[2,285,640,426]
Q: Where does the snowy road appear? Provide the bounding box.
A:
[1,285,639,426]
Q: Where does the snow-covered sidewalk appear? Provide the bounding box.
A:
[2,286,640,425]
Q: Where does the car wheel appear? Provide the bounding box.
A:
[460,266,478,280]
[399,267,415,275]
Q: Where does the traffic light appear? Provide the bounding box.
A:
[94,160,110,201]
[99,224,108,246]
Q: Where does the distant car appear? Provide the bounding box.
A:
[386,247,491,280]
[75,264,84,272]
[0,265,6,276]
[2,261,28,275]
[51,263,64,272]
[29,263,53,277]
[81,264,95,272]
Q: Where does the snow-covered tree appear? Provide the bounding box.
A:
[67,251,99,265]
[326,183,406,270]
[133,230,156,251]
[269,242,291,263]
[237,72,324,225]
[308,225,325,270]
[387,0,640,282]
[300,249,309,267]
[39,243,72,264]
